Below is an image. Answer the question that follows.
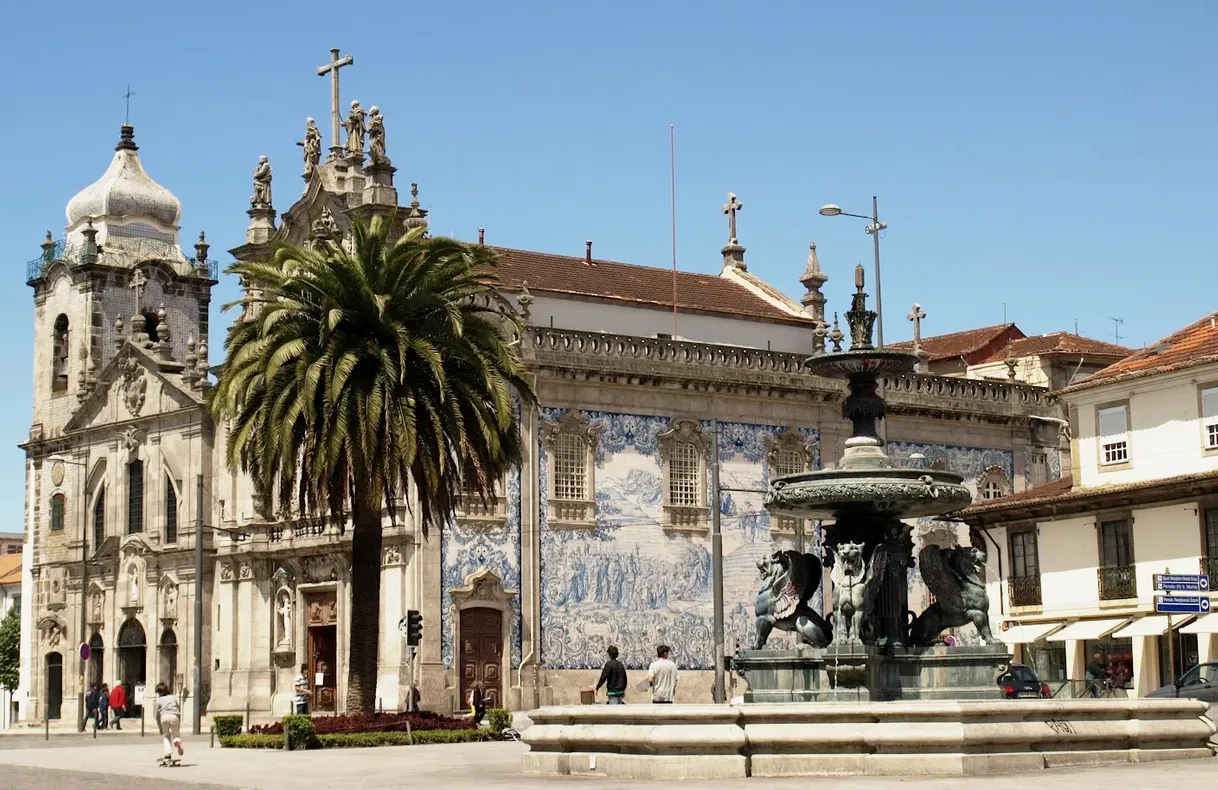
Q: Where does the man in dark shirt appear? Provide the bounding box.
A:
[1086,652,1108,697]
[595,645,628,704]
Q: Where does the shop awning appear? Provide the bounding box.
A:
[1112,615,1195,639]
[999,622,1065,644]
[1045,618,1130,642]
[1180,615,1218,634]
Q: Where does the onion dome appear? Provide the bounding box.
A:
[65,125,182,229]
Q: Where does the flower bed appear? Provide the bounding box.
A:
[221,729,492,749]
[249,710,474,736]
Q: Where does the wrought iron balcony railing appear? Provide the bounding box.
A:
[1097,565,1137,601]
[1008,575,1042,607]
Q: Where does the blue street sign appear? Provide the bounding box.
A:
[1153,574,1210,592]
[1155,595,1212,614]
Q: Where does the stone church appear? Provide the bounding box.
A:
[20,59,1098,724]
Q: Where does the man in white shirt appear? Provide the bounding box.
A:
[293,664,310,714]
[647,645,679,703]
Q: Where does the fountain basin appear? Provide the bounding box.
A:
[522,699,1216,779]
[767,467,973,520]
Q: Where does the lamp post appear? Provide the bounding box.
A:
[819,196,888,348]
[48,452,90,732]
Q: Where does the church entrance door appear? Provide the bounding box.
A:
[45,652,63,720]
[459,607,502,710]
[117,619,147,716]
[88,632,105,689]
[305,590,338,712]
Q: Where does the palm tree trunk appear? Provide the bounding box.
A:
[345,480,383,713]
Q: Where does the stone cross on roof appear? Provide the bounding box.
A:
[317,48,354,160]
[722,192,743,245]
[130,268,148,307]
[907,303,926,349]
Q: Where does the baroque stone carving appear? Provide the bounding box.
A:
[753,550,831,649]
[302,555,338,583]
[767,476,973,519]
[161,579,178,620]
[297,117,322,177]
[308,207,341,250]
[382,545,402,566]
[367,106,389,167]
[238,562,253,580]
[909,545,1000,646]
[276,590,293,647]
[344,100,367,158]
[829,541,872,643]
[219,561,233,582]
[120,426,143,453]
[763,428,815,474]
[251,155,273,208]
[117,356,146,417]
[657,419,710,461]
[39,619,64,647]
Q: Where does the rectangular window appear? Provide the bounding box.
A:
[772,449,805,534]
[7,545,20,554]
[667,443,701,507]
[1098,404,1129,465]
[127,460,144,534]
[1010,530,1039,578]
[552,434,587,501]
[93,488,106,548]
[1030,452,1048,487]
[164,476,178,544]
[1204,507,1218,557]
[50,494,65,532]
[1100,519,1133,567]
[1202,386,1218,450]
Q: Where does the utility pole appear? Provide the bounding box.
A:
[76,449,89,732]
[193,474,204,735]
[710,420,725,704]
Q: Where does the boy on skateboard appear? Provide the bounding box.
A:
[153,682,184,766]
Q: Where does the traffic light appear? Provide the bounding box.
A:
[406,609,423,646]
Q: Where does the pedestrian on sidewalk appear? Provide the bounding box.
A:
[293,664,310,715]
[647,645,679,704]
[85,683,100,730]
[154,682,184,764]
[109,681,127,730]
[468,681,487,725]
[595,645,628,705]
[98,683,110,729]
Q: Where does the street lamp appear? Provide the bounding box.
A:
[47,452,91,732]
[818,196,888,348]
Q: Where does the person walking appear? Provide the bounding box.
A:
[595,645,628,705]
[109,681,127,730]
[293,664,310,715]
[1086,651,1108,698]
[98,683,111,730]
[84,683,100,730]
[647,645,679,704]
[468,681,487,725]
[153,682,184,764]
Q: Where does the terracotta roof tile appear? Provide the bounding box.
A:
[487,246,813,325]
[889,323,1022,363]
[957,468,1218,519]
[976,332,1132,364]
[0,554,21,585]
[1060,311,1218,394]
[957,476,1076,515]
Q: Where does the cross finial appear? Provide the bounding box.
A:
[130,268,148,307]
[122,84,135,124]
[907,303,926,348]
[317,48,355,160]
[722,192,743,245]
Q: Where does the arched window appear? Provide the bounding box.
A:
[52,314,70,393]
[50,493,66,532]
[127,461,144,534]
[982,479,1003,500]
[93,488,106,547]
[164,476,178,544]
[977,467,1010,502]
[158,629,177,689]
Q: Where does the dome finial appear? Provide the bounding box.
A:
[116,124,138,152]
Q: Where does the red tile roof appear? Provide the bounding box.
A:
[488,247,813,325]
[0,554,21,585]
[1060,311,1218,394]
[889,324,1023,363]
[975,332,1132,364]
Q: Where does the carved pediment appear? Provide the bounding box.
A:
[64,345,203,434]
[120,533,155,559]
[657,419,710,460]
[450,568,516,608]
[37,615,68,648]
[764,427,816,475]
[540,409,602,449]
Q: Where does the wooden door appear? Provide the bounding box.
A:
[45,653,63,720]
[459,607,502,710]
[305,590,339,712]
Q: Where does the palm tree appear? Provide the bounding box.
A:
[211,216,535,713]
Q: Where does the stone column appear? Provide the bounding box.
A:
[1132,635,1159,696]
[1065,640,1086,697]
[1196,633,1215,666]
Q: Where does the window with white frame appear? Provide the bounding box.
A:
[982,479,1004,500]
[1098,403,1129,465]
[667,442,701,507]
[552,433,588,501]
[1202,386,1218,450]
[977,467,1009,501]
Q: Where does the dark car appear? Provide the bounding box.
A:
[997,663,1051,699]
[1146,661,1218,702]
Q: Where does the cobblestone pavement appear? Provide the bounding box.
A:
[0,738,1212,789]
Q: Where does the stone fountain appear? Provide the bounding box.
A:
[521,265,1216,779]
[735,264,1009,702]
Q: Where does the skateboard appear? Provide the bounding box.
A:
[158,757,182,767]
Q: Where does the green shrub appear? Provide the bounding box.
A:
[212,715,244,737]
[486,708,512,734]
[219,734,284,749]
[316,729,491,748]
[282,714,318,750]
[412,729,491,745]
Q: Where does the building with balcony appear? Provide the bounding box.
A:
[960,310,1218,697]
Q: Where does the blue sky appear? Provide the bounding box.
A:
[2,1,1215,526]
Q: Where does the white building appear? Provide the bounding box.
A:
[960,310,1218,697]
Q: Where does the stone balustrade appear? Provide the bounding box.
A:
[523,699,1216,779]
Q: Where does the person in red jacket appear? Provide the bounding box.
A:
[109,682,128,731]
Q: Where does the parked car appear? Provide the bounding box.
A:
[997,663,1051,699]
[1146,661,1218,702]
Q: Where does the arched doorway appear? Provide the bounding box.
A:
[45,653,63,720]
[117,619,147,715]
[158,629,177,691]
[458,607,503,710]
[88,632,105,689]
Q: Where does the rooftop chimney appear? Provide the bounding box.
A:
[477,228,485,246]
[585,240,593,264]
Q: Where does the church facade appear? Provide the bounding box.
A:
[19,65,1072,724]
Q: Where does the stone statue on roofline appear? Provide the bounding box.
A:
[344,100,367,158]
[297,118,322,177]
[367,106,390,168]
[251,155,273,208]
